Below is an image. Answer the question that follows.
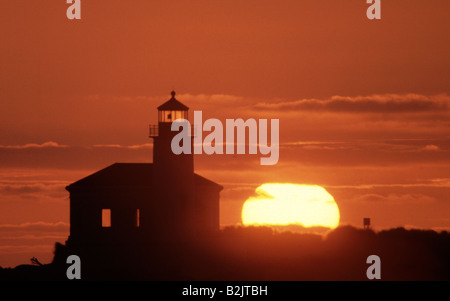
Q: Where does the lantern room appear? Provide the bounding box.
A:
[157,91,189,123]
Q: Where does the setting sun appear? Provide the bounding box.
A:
[242,183,340,229]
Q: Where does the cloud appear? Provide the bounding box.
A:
[0,144,154,169]
[85,93,247,114]
[0,181,68,200]
[0,221,68,267]
[0,221,69,233]
[0,183,47,195]
[353,193,435,204]
[0,142,154,151]
[428,178,450,187]
[281,141,348,150]
[93,143,153,149]
[423,144,440,151]
[252,94,450,113]
[327,178,450,190]
[0,141,68,149]
[175,93,245,106]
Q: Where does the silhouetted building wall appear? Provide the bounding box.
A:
[66,92,222,248]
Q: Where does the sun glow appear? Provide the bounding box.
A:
[242,183,340,229]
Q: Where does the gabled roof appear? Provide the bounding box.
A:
[66,163,153,190]
[157,91,189,111]
[66,163,222,192]
[194,173,223,189]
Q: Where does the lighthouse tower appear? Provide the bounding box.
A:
[150,91,193,178]
[149,91,196,237]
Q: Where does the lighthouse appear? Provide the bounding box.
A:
[150,90,194,181]
[65,91,222,248]
[149,91,196,238]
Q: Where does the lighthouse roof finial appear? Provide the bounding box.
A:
[170,90,176,99]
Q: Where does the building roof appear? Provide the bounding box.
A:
[66,163,222,191]
[157,91,189,111]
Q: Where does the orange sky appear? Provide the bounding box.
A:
[1,0,450,267]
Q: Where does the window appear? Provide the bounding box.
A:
[102,209,111,227]
[136,209,140,228]
[160,110,187,123]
